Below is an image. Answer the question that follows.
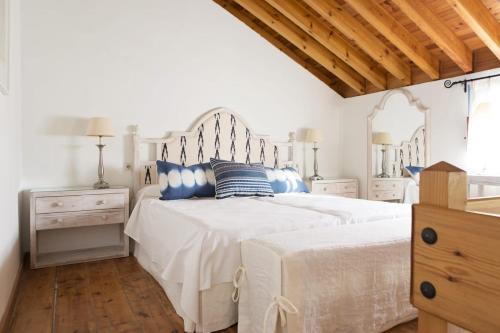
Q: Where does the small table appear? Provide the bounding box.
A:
[30,186,130,268]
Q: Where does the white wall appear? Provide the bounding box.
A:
[0,0,22,322]
[20,0,345,251]
[341,68,500,198]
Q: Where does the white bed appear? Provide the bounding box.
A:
[127,108,414,332]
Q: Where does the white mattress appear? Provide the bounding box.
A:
[255,193,411,224]
[239,218,417,333]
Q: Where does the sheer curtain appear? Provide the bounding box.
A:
[467,77,500,176]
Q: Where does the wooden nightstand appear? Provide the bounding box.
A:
[307,178,359,198]
[30,187,130,268]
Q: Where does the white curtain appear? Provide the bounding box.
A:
[467,76,500,175]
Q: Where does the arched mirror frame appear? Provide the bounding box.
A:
[367,88,431,199]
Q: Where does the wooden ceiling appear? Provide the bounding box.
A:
[214,0,500,97]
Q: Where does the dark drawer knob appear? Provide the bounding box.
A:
[421,227,438,245]
[420,281,436,299]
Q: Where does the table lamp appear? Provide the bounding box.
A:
[86,117,115,189]
[306,128,323,180]
[373,132,393,178]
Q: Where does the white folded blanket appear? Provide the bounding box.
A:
[237,218,417,333]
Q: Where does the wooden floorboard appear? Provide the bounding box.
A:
[7,257,418,333]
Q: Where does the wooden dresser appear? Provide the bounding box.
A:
[30,187,129,268]
[369,178,408,202]
[307,178,359,198]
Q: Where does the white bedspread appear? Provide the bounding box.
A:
[255,193,411,224]
[125,193,343,326]
[239,218,417,333]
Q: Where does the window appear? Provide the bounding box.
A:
[467,77,500,176]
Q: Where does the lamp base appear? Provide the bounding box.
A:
[376,173,391,178]
[93,180,110,189]
[309,175,324,181]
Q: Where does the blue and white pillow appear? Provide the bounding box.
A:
[265,167,309,193]
[405,166,424,184]
[209,158,274,199]
[157,160,215,200]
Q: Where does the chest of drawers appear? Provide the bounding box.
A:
[30,187,129,268]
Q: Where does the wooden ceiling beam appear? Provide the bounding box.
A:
[213,0,343,94]
[304,0,411,85]
[264,0,386,89]
[446,0,500,61]
[344,0,440,80]
[232,0,366,94]
[392,0,472,73]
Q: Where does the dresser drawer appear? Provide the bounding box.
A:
[373,180,402,191]
[36,209,125,230]
[372,190,402,201]
[313,183,339,194]
[336,182,358,193]
[35,193,125,214]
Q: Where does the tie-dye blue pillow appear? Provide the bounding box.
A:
[156,160,215,200]
[265,167,309,193]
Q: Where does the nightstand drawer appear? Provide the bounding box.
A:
[373,190,402,201]
[314,183,339,194]
[36,209,125,230]
[373,181,401,191]
[36,193,125,214]
[336,182,358,193]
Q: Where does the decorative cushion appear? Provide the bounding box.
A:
[265,167,309,193]
[404,166,424,185]
[156,160,215,200]
[210,158,274,199]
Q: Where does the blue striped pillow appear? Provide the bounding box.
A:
[210,158,274,199]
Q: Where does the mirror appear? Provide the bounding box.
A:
[367,89,430,199]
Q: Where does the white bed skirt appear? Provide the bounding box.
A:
[134,244,237,333]
[238,220,417,333]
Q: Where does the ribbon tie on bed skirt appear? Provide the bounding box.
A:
[231,266,246,302]
[263,295,298,333]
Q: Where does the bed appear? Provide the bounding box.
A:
[125,108,414,332]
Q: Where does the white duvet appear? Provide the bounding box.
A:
[255,193,410,224]
[125,188,411,328]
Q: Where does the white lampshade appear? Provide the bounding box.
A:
[86,117,115,137]
[372,132,393,145]
[305,128,323,143]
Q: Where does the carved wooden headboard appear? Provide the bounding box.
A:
[131,107,297,193]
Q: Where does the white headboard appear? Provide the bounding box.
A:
[131,107,297,193]
[391,125,426,176]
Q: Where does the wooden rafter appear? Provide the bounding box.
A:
[303,0,411,85]
[344,0,439,80]
[232,0,366,94]
[392,0,472,73]
[446,0,500,61]
[213,0,344,94]
[264,0,386,89]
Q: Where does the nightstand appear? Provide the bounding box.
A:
[30,187,130,268]
[307,178,359,198]
[369,178,408,202]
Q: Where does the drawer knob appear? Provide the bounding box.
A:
[96,200,107,205]
[420,281,436,299]
[101,215,108,220]
[55,218,63,223]
[375,194,379,198]
[55,202,63,207]
[323,187,327,191]
[421,227,438,245]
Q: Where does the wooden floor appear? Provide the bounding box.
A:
[7,257,417,333]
